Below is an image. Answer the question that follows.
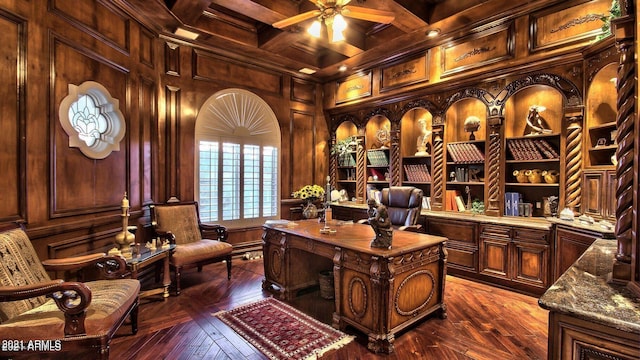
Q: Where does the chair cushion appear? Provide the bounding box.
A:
[0,279,140,340]
[171,239,232,267]
[0,228,52,322]
[153,205,202,244]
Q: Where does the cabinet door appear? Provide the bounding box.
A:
[582,171,606,219]
[512,240,549,289]
[555,227,598,281]
[479,237,510,279]
[605,170,617,222]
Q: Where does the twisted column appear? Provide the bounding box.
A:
[614,32,635,268]
[356,136,366,202]
[389,128,401,186]
[487,130,501,215]
[431,129,444,210]
[564,118,583,212]
[329,135,337,189]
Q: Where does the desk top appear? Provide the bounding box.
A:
[263,219,447,257]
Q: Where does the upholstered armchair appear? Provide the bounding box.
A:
[360,186,424,232]
[149,201,232,295]
[0,222,139,359]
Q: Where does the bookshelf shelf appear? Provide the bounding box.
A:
[505,182,560,187]
[447,181,485,186]
[506,159,559,164]
[588,145,617,152]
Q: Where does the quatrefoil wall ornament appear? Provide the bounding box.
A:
[59,81,125,159]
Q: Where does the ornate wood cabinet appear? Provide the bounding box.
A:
[479,224,551,294]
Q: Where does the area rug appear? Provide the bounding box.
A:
[212,297,354,360]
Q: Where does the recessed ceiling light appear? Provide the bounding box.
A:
[174,27,199,40]
[338,65,348,72]
[427,29,440,38]
[299,68,316,74]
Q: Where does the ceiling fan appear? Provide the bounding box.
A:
[272,0,395,42]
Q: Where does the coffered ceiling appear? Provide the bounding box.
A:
[118,0,563,81]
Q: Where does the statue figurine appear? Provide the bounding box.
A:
[524,105,552,136]
[415,118,432,156]
[366,198,393,249]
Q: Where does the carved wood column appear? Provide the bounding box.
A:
[355,134,366,202]
[485,115,503,216]
[389,125,401,186]
[563,108,584,213]
[329,132,337,189]
[611,13,636,284]
[430,115,445,211]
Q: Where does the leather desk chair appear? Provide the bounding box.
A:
[377,186,424,232]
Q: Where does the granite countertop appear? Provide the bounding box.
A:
[546,216,616,237]
[331,201,552,230]
[539,239,640,334]
[332,201,620,234]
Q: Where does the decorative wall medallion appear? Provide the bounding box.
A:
[59,81,125,159]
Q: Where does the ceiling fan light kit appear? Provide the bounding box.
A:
[273,0,394,43]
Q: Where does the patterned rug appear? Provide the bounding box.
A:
[213,297,354,360]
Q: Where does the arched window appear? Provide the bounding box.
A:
[195,89,281,228]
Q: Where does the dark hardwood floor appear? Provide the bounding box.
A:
[110,258,549,359]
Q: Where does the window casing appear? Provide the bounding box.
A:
[195,89,281,228]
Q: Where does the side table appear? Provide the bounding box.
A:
[126,244,176,299]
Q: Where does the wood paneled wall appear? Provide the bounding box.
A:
[0,0,327,259]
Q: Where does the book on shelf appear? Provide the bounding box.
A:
[445,190,461,211]
[338,153,356,166]
[404,164,431,182]
[422,197,431,210]
[369,168,386,181]
[367,150,388,166]
[454,195,466,212]
[507,138,558,160]
[447,143,484,163]
[504,192,522,216]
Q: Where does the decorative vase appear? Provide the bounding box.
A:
[525,169,542,183]
[542,170,559,184]
[513,170,529,183]
[302,201,318,219]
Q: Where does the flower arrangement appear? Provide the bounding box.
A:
[293,184,325,202]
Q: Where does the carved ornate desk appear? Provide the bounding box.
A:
[262,220,448,353]
[126,244,175,299]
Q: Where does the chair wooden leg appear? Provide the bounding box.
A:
[226,255,232,280]
[175,266,182,295]
[131,301,139,335]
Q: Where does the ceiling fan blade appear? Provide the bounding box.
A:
[272,10,321,29]
[342,6,395,24]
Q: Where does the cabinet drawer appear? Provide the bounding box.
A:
[427,218,477,245]
[480,224,511,239]
[446,242,477,273]
[513,227,549,244]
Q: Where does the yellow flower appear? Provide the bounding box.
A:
[293,184,325,201]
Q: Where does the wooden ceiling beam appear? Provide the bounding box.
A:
[209,0,305,25]
[169,0,211,25]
